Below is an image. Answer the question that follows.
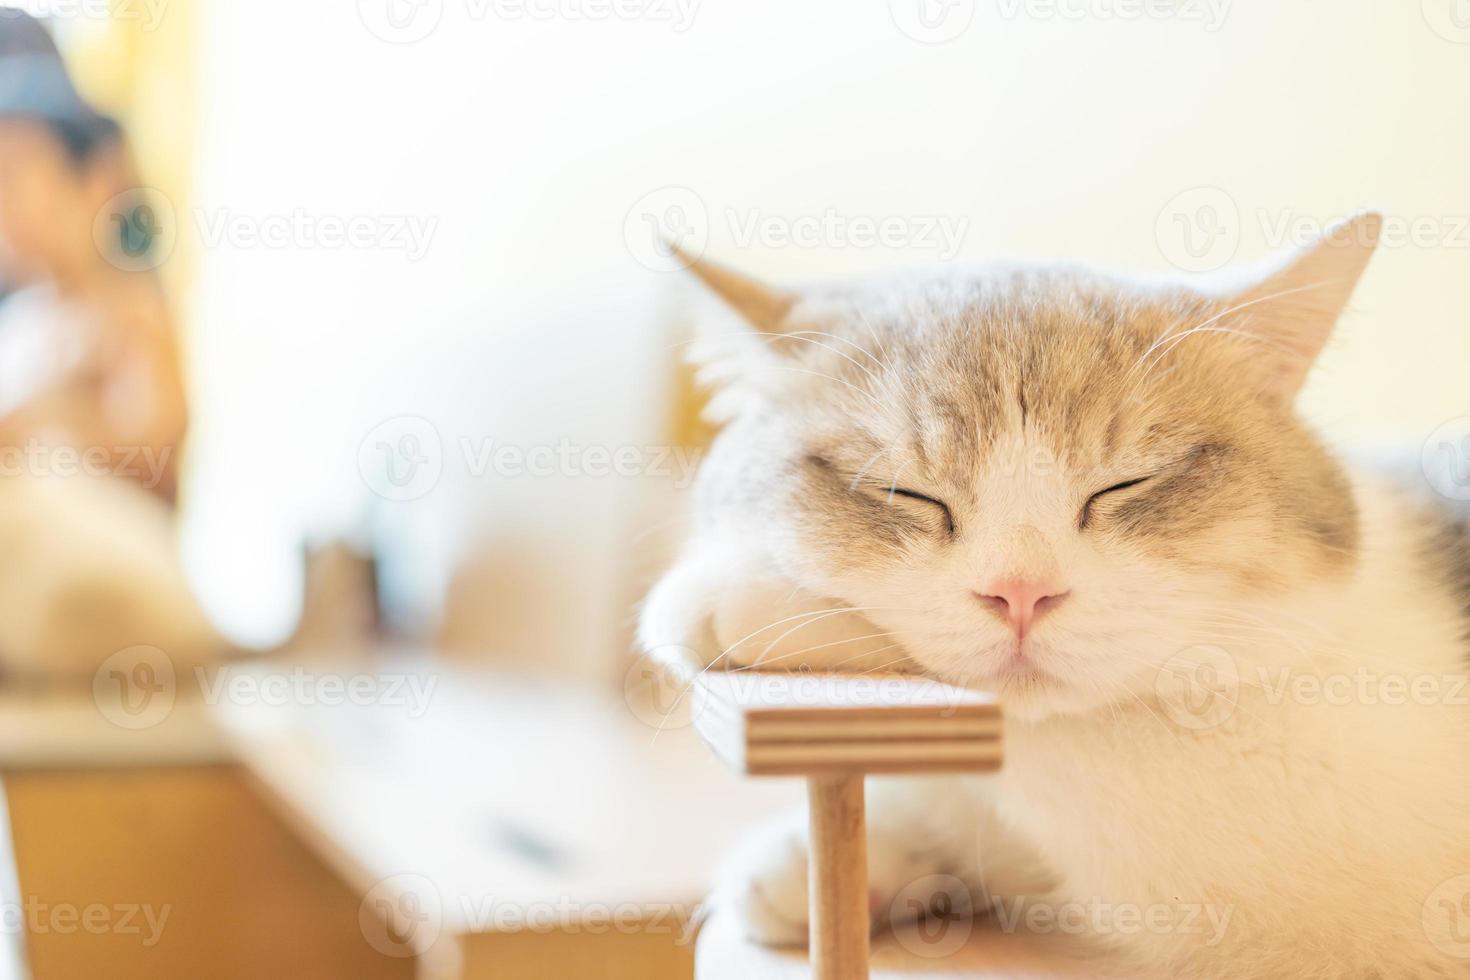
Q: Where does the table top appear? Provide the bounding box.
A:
[208,654,802,936]
[0,691,228,770]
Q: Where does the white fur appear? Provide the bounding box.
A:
[644,474,1470,977]
[640,217,1470,976]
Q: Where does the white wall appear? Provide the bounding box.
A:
[182,0,1470,660]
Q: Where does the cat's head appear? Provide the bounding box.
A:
[682,213,1381,720]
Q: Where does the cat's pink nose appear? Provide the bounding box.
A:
[974,579,1070,638]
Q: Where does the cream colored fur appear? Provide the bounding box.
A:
[640,213,1470,977]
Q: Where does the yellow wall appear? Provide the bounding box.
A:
[65,0,196,301]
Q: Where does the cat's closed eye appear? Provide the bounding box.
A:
[1078,476,1152,530]
[885,486,955,536]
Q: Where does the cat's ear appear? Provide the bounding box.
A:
[1219,210,1381,398]
[673,247,797,335]
[671,248,805,419]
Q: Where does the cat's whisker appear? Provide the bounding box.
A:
[851,306,896,374]
[854,653,923,676]
[1116,687,1190,748]
[741,641,909,676]
[1130,278,1350,380]
[766,365,891,413]
[751,607,894,663]
[783,330,888,371]
[826,641,907,669]
[713,606,890,658]
[1105,648,1272,697]
[849,444,910,491]
[886,461,917,503]
[755,332,886,389]
[664,606,902,712]
[729,630,903,670]
[1140,324,1297,380]
[1187,608,1340,646]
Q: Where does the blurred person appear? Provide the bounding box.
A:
[0,10,184,503]
[0,12,215,684]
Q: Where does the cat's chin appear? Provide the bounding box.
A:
[992,684,1111,722]
[927,659,1117,722]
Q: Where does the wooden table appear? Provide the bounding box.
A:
[0,656,800,979]
[0,691,407,980]
[207,656,801,980]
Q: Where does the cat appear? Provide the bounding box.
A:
[638,210,1470,978]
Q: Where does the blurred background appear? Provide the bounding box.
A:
[0,0,1464,977]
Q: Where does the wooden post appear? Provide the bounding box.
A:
[807,774,869,980]
[690,672,1001,980]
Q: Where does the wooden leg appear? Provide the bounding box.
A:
[806,774,869,980]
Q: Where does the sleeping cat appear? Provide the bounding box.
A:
[638,211,1470,978]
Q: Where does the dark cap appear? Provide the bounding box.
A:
[0,9,118,159]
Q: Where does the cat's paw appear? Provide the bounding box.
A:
[718,818,813,947]
[717,810,958,948]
